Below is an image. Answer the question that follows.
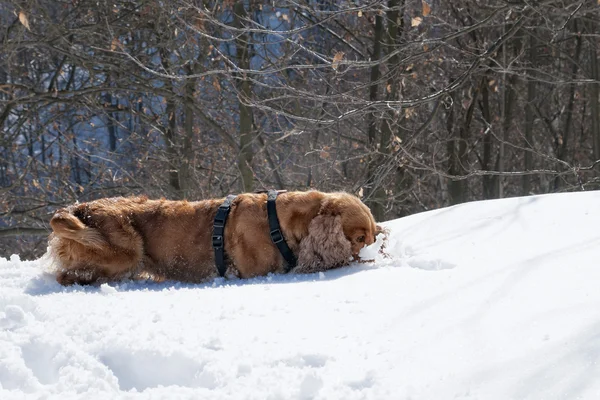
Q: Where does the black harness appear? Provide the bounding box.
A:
[212,194,237,277]
[212,190,297,277]
[266,190,297,272]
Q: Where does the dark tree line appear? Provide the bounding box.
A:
[1,0,599,258]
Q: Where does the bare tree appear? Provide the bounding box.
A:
[1,0,599,258]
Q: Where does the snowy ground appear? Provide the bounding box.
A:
[1,191,600,399]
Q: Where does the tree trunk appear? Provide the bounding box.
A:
[234,2,254,193]
[104,92,118,152]
[365,12,384,220]
[480,75,497,199]
[372,0,406,219]
[499,75,517,198]
[164,96,181,197]
[448,84,478,205]
[446,93,461,203]
[159,45,182,199]
[498,27,518,198]
[589,22,600,162]
[554,22,582,191]
[523,34,537,195]
[180,64,195,199]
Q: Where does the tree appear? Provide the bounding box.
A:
[1,0,599,258]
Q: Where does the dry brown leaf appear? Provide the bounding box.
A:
[391,135,403,151]
[213,77,221,92]
[332,51,345,71]
[411,16,422,27]
[110,38,121,51]
[422,1,431,16]
[18,11,31,31]
[195,16,205,32]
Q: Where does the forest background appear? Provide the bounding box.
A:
[1,0,599,258]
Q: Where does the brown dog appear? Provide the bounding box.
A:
[48,191,380,285]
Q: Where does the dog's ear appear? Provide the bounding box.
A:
[296,214,352,273]
[50,209,108,249]
[317,196,341,217]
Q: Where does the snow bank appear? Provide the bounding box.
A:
[1,191,600,399]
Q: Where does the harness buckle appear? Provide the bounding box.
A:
[270,229,284,244]
[212,235,223,248]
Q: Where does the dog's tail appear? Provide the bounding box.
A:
[49,209,107,249]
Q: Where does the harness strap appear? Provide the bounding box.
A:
[267,190,297,272]
[212,194,237,277]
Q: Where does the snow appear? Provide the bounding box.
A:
[2,191,600,399]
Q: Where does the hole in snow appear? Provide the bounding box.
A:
[99,349,217,391]
[21,340,63,385]
[278,353,329,368]
[407,256,456,271]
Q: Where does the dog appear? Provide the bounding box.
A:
[48,191,381,285]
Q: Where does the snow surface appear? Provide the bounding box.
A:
[1,191,600,399]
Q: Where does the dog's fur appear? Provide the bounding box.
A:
[48,191,380,285]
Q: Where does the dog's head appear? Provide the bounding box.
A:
[322,193,380,259]
[297,192,380,270]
